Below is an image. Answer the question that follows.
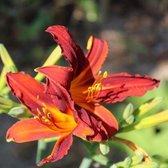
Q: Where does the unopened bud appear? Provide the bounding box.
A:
[8,106,30,119]
[99,143,110,155]
[123,103,134,120]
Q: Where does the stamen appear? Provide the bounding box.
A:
[103,71,108,78]
[98,71,102,75]
[84,71,108,102]
[36,108,41,116]
[42,107,47,114]
[35,107,52,125]
[47,112,51,119]
[86,83,102,102]
[42,103,47,108]
[41,116,51,125]
[34,116,40,120]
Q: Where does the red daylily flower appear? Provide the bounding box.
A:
[6,72,106,166]
[36,25,159,131]
[6,25,160,166]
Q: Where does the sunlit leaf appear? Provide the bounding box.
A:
[0,67,8,91]
[0,96,17,114]
[134,110,168,130]
[35,45,61,81]
[131,161,159,168]
[135,97,163,118]
[0,44,17,72]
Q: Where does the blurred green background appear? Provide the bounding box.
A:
[0,0,168,168]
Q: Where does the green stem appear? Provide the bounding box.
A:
[36,140,47,164]
[79,157,92,168]
[112,137,151,162]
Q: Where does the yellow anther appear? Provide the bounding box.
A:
[41,116,51,124]
[34,116,39,120]
[41,116,46,120]
[36,108,41,116]
[86,82,102,102]
[103,71,108,78]
[42,103,47,108]
[42,107,47,114]
[98,71,102,75]
[84,71,108,102]
[47,112,51,119]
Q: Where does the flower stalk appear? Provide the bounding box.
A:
[35,45,62,81]
[112,136,151,162]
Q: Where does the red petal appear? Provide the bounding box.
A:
[73,112,94,140]
[45,79,75,116]
[72,36,108,86]
[75,103,118,141]
[46,26,87,77]
[36,65,73,89]
[86,36,108,74]
[79,103,119,130]
[96,73,160,103]
[6,72,56,115]
[6,118,60,143]
[38,134,73,166]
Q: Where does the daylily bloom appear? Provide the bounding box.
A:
[6,25,159,166]
[36,25,160,128]
[6,71,117,166]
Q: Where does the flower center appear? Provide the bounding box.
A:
[35,103,53,126]
[83,71,108,102]
[34,99,77,132]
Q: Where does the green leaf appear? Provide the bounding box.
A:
[134,97,163,118]
[121,110,168,132]
[0,96,17,114]
[0,44,18,72]
[0,67,8,91]
[35,46,62,81]
[133,110,168,130]
[0,87,11,96]
[131,161,159,168]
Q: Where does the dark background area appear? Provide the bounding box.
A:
[0,0,168,167]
